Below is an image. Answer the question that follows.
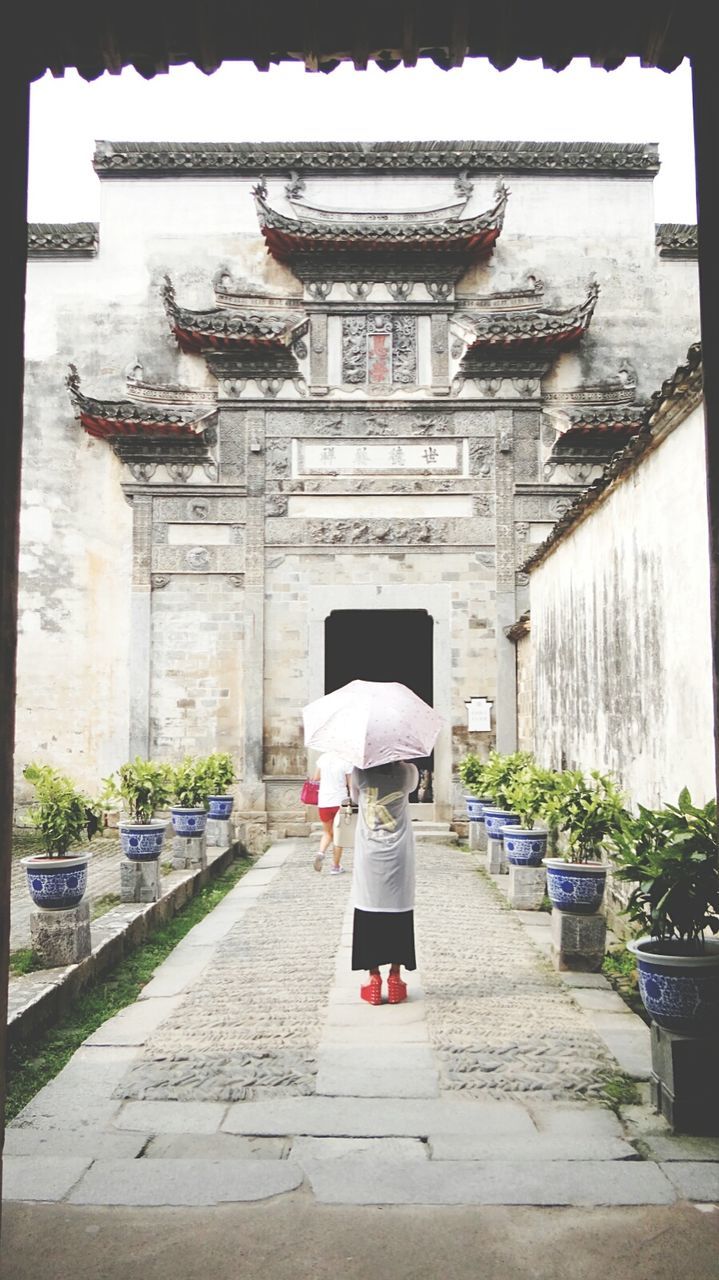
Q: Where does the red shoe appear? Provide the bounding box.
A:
[360,974,383,1005]
[387,973,407,1004]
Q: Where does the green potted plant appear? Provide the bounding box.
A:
[613,788,719,1035]
[542,769,626,914]
[204,752,236,820]
[20,762,102,908]
[104,757,173,861]
[171,756,213,837]
[457,753,492,822]
[480,750,533,840]
[502,763,564,866]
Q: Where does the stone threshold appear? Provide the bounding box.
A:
[7,842,238,1047]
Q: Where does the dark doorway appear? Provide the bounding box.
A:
[325,609,434,800]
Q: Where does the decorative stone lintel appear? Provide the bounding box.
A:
[550,908,607,971]
[120,858,161,903]
[30,899,91,966]
[508,864,546,910]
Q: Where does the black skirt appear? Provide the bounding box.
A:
[351,908,417,971]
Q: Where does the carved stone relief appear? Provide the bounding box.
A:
[341,314,417,386]
[151,574,170,590]
[469,441,493,477]
[265,495,289,516]
[308,519,434,545]
[186,547,211,569]
[267,442,290,476]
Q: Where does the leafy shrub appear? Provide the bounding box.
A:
[203,752,235,795]
[172,756,214,808]
[104,758,173,824]
[612,788,719,946]
[543,769,626,863]
[23,762,101,857]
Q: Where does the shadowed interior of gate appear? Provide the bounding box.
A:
[324,609,434,799]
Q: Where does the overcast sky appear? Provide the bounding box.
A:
[28,57,696,223]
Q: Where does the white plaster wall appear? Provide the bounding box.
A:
[15,377,132,806]
[530,402,715,807]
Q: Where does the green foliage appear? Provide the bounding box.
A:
[9,948,43,976]
[598,1069,641,1111]
[172,755,215,808]
[543,769,626,863]
[203,752,236,795]
[103,757,173,823]
[22,763,102,858]
[457,753,490,798]
[504,761,566,829]
[612,789,719,946]
[475,750,535,809]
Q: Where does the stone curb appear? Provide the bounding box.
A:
[7,841,240,1047]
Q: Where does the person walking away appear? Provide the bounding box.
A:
[313,750,352,875]
[350,759,419,1004]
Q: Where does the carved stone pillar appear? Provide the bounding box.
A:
[309,312,329,394]
[242,409,267,814]
[494,411,518,753]
[430,311,450,394]
[128,493,153,757]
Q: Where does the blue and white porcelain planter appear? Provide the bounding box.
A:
[543,858,607,914]
[628,936,719,1037]
[119,820,167,861]
[21,853,90,910]
[465,794,493,823]
[501,825,548,867]
[483,807,521,840]
[208,795,234,820]
[171,806,208,837]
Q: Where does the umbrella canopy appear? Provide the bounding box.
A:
[302,679,443,769]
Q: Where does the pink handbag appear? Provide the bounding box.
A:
[300,778,319,806]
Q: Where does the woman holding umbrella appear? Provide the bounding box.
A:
[350,758,419,1005]
[303,679,443,1006]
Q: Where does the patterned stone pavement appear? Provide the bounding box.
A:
[117,838,610,1104]
[8,837,719,1209]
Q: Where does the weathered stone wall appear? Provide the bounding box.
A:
[529,400,715,806]
[149,574,245,767]
[515,629,534,754]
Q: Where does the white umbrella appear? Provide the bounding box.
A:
[302,679,443,769]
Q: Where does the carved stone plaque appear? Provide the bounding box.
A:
[295,438,464,476]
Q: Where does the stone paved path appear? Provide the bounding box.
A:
[5,838,719,1209]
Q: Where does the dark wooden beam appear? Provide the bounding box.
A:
[691,55,719,809]
[0,69,29,1219]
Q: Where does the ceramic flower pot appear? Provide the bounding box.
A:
[21,853,90,909]
[207,795,234,820]
[543,858,606,914]
[119,820,167,861]
[501,825,548,867]
[482,807,521,840]
[628,936,719,1036]
[465,794,493,823]
[170,806,208,837]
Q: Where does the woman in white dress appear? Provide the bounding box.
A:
[312,750,353,875]
[350,760,418,1004]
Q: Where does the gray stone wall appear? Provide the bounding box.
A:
[515,630,534,754]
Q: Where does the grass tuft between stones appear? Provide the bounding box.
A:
[5,851,253,1123]
[598,1068,642,1113]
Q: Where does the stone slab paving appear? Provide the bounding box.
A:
[5,838,718,1209]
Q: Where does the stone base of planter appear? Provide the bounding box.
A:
[30,900,91,967]
[120,858,161,903]
[172,834,207,871]
[650,1022,719,1135]
[508,864,546,910]
[468,821,486,852]
[206,817,235,849]
[487,836,507,875]
[550,908,606,972]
